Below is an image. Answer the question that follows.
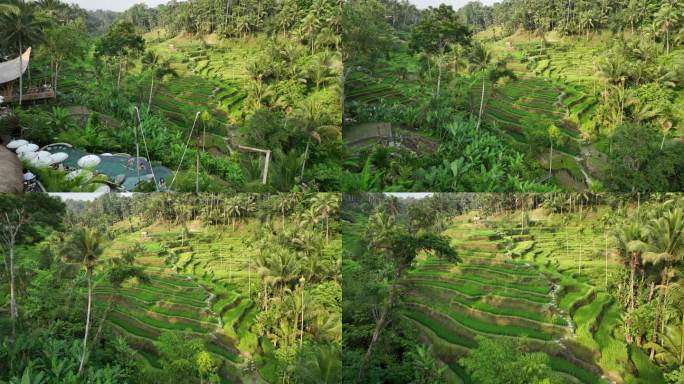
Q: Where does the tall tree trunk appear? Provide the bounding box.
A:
[18,40,23,104]
[148,76,155,110]
[666,28,669,55]
[629,253,636,311]
[651,267,669,359]
[300,283,305,348]
[54,62,60,98]
[357,267,401,383]
[93,293,115,347]
[78,269,93,375]
[9,243,17,338]
[326,217,329,244]
[605,231,608,289]
[679,314,684,366]
[436,64,441,98]
[117,58,123,88]
[476,75,486,131]
[549,141,553,178]
[300,139,310,180]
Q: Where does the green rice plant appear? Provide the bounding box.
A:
[408,300,555,340]
[548,356,606,384]
[573,292,610,352]
[595,304,629,377]
[108,311,159,340]
[404,311,477,348]
[110,306,212,334]
[412,282,556,324]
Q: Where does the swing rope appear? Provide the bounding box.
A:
[169,111,201,189]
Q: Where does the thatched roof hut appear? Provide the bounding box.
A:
[0,145,22,192]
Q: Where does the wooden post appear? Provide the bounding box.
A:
[237,145,271,185]
[262,150,271,185]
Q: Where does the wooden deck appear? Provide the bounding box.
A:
[1,88,55,103]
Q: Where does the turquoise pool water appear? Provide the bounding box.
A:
[44,144,172,191]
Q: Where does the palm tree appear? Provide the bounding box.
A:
[295,344,341,384]
[142,51,178,110]
[643,207,684,358]
[614,222,648,313]
[644,283,684,365]
[408,345,445,383]
[469,43,492,131]
[0,1,48,104]
[294,98,341,180]
[364,210,395,250]
[614,221,650,345]
[654,2,680,55]
[36,0,62,18]
[276,193,299,230]
[433,52,448,99]
[468,44,515,131]
[307,53,333,91]
[0,3,19,15]
[67,227,104,375]
[226,198,243,231]
[311,194,339,244]
[300,12,320,54]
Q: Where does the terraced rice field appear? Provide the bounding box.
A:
[521,44,600,123]
[148,38,255,129]
[468,68,581,155]
[403,215,666,384]
[346,50,419,106]
[95,223,262,383]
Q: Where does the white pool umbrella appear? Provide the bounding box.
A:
[66,169,93,182]
[49,152,69,164]
[16,143,38,154]
[31,151,52,167]
[7,139,28,149]
[19,151,37,161]
[77,154,101,168]
[94,185,110,193]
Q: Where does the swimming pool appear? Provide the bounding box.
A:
[42,144,172,191]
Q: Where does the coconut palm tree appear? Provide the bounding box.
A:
[311,194,339,243]
[295,344,341,384]
[300,12,320,54]
[645,282,684,365]
[468,43,515,131]
[35,0,62,18]
[365,210,396,251]
[142,51,178,110]
[614,222,649,312]
[66,227,104,375]
[468,43,492,131]
[276,193,300,230]
[654,2,680,55]
[0,3,19,15]
[643,207,684,358]
[433,52,448,99]
[226,197,243,231]
[294,98,341,180]
[0,1,48,104]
